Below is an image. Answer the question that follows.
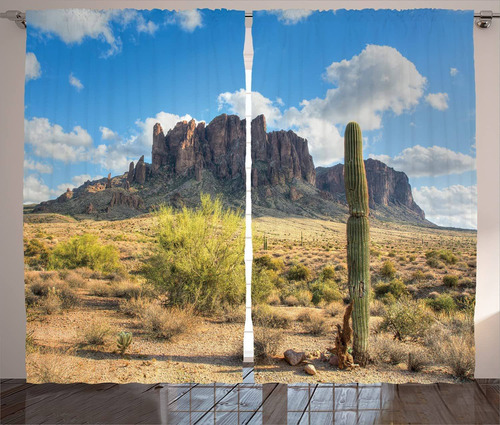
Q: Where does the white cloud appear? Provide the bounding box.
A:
[24,117,93,162]
[24,158,53,174]
[321,45,427,129]
[55,174,104,194]
[219,45,427,165]
[425,92,449,111]
[269,10,313,24]
[69,73,84,91]
[28,10,157,57]
[450,67,459,77]
[217,89,283,127]
[169,10,203,32]
[369,145,475,177]
[23,175,53,204]
[136,15,158,35]
[99,126,121,141]
[412,185,477,229]
[25,52,41,81]
[92,111,197,174]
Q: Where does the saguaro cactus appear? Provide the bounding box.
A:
[344,122,370,366]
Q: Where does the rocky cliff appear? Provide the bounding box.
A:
[316,158,425,219]
[30,114,429,225]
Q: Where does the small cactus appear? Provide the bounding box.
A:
[116,331,132,355]
[263,234,268,251]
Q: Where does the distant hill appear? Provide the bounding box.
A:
[31,114,433,226]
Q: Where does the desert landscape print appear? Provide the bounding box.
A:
[23,9,476,384]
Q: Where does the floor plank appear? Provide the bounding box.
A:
[0,381,498,424]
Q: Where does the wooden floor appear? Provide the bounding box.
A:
[1,377,499,424]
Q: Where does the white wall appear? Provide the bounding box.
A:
[1,0,498,379]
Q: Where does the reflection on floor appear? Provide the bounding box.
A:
[1,375,499,424]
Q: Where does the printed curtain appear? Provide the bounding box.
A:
[250,9,476,383]
[23,8,246,384]
[24,8,476,385]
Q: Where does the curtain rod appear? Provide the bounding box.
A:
[1,9,499,30]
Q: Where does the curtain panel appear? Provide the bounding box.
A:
[23,8,476,385]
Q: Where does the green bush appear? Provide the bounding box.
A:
[426,294,456,314]
[426,249,457,265]
[286,263,311,281]
[310,280,342,305]
[254,255,283,271]
[24,238,50,269]
[374,278,408,299]
[443,274,459,288]
[252,268,276,305]
[49,234,120,273]
[319,266,336,280]
[380,261,396,279]
[253,304,291,329]
[146,195,245,313]
[381,297,433,340]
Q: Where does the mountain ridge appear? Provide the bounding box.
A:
[31,114,433,226]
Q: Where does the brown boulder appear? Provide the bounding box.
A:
[284,349,306,366]
[134,156,146,185]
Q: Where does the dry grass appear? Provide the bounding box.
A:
[254,328,283,364]
[81,321,111,345]
[141,303,195,341]
[253,304,291,329]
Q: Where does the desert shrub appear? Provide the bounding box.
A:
[310,280,342,305]
[24,238,50,269]
[304,314,329,336]
[286,263,311,281]
[62,270,87,288]
[388,251,396,257]
[57,285,79,309]
[426,257,444,268]
[30,355,69,383]
[49,234,120,273]
[458,277,473,288]
[254,255,283,271]
[111,281,142,299]
[266,291,281,306]
[370,335,407,365]
[407,348,427,372]
[408,255,417,262]
[380,261,396,279]
[297,310,314,322]
[325,302,343,317]
[410,270,426,283]
[374,278,408,299]
[146,195,244,313]
[88,281,113,297]
[82,321,111,345]
[426,249,457,265]
[142,304,193,340]
[370,299,386,317]
[253,304,291,329]
[443,274,459,288]
[25,289,38,307]
[28,279,51,297]
[381,297,433,341]
[26,330,37,354]
[426,294,456,314]
[320,266,336,280]
[38,289,62,315]
[221,304,246,323]
[438,334,475,379]
[283,295,299,306]
[294,289,312,306]
[120,297,150,317]
[254,328,282,364]
[252,268,276,305]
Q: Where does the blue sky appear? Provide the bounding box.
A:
[24,8,476,228]
[24,9,244,203]
[243,9,475,229]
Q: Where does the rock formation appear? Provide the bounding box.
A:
[251,115,315,187]
[134,155,147,185]
[109,191,144,209]
[316,158,425,219]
